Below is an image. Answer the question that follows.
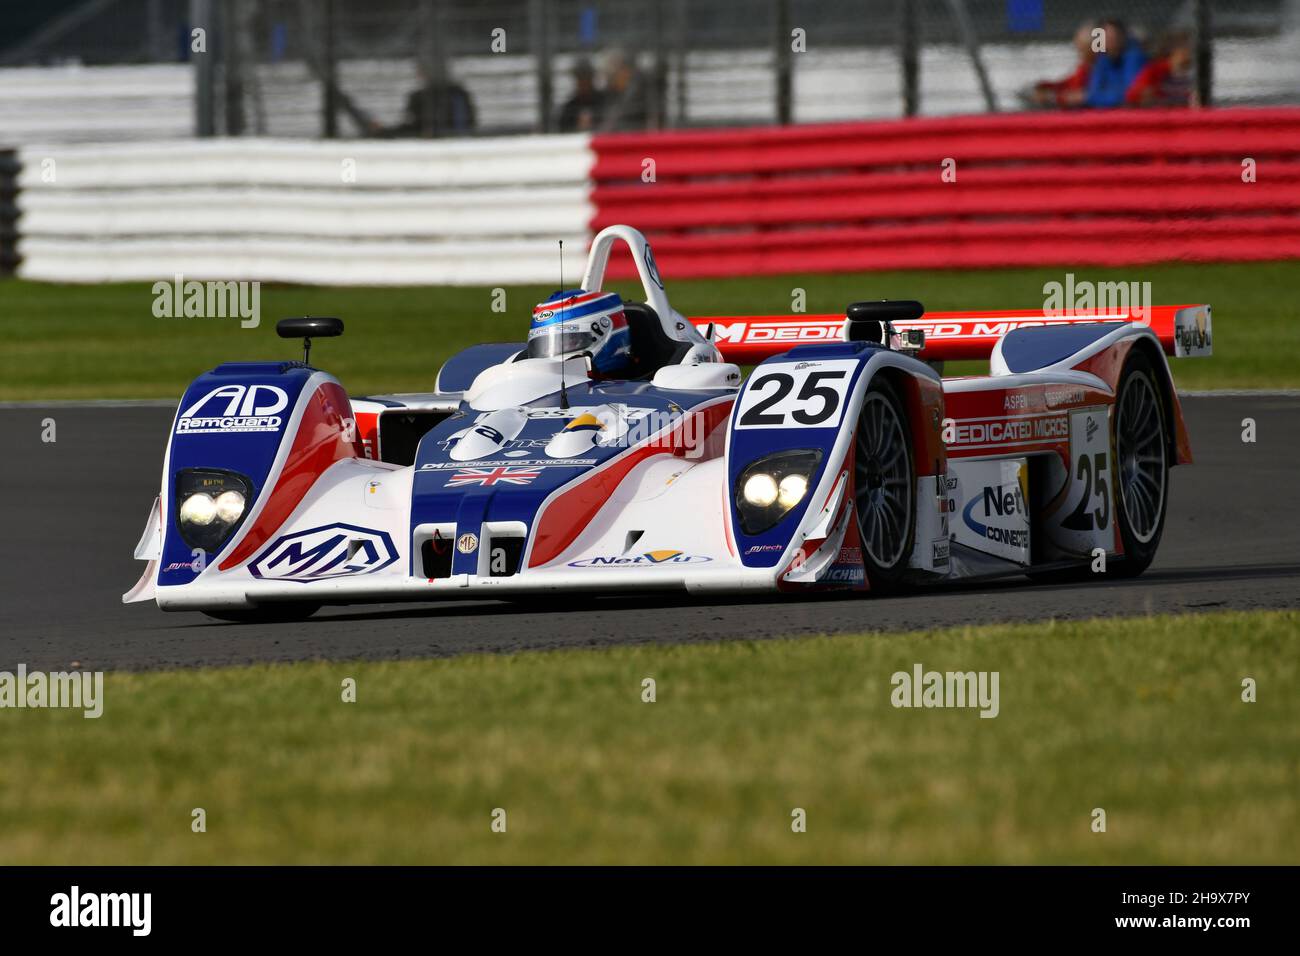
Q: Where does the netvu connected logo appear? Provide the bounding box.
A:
[568,550,712,568]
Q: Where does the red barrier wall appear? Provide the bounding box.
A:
[591,108,1300,278]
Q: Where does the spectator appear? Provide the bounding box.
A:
[1084,19,1148,109]
[1125,31,1194,107]
[598,49,657,132]
[558,58,605,132]
[1026,21,1097,109]
[372,62,475,137]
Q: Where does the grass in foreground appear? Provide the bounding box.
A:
[1,260,1297,399]
[0,610,1296,865]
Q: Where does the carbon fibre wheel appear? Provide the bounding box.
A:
[854,379,916,590]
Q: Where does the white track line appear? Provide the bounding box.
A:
[1178,390,1300,398]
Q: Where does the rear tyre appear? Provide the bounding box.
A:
[203,604,321,624]
[1110,349,1170,577]
[853,378,916,591]
[1028,348,1169,584]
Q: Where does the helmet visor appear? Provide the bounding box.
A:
[526,327,595,359]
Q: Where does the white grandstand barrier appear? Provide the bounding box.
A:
[14,235,590,285]
[14,135,596,284]
[14,136,593,189]
[0,64,192,144]
[18,186,592,239]
[8,32,1298,286]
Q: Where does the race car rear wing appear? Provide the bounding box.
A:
[689,304,1212,365]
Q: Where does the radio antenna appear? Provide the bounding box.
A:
[558,239,570,410]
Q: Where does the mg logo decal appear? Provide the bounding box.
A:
[248,522,398,582]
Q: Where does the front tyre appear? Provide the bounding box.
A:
[854,378,916,591]
[1111,349,1170,577]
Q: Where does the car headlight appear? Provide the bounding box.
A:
[778,474,808,509]
[742,473,778,507]
[175,469,253,552]
[179,492,218,526]
[214,490,246,524]
[735,449,822,535]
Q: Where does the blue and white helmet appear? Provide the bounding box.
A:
[527,289,634,377]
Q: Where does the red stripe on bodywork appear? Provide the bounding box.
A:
[686,306,1200,366]
[219,382,358,570]
[528,400,733,568]
[354,410,379,460]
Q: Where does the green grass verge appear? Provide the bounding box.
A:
[2,260,1296,400]
[1,610,1296,864]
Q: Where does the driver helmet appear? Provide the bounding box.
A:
[528,289,633,377]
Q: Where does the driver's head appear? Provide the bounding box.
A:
[528,289,633,377]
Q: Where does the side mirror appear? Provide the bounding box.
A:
[846,301,925,352]
[277,317,343,365]
[846,300,925,324]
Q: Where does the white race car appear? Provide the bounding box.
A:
[125,225,1210,621]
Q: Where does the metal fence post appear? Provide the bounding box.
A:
[1194,0,1214,107]
[944,0,998,113]
[775,0,792,124]
[673,0,688,127]
[322,0,339,138]
[899,0,919,117]
[191,0,215,136]
[652,0,667,129]
[531,0,554,132]
[222,0,246,135]
[420,0,438,137]
[147,0,164,61]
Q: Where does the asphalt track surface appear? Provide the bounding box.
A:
[2,395,1297,671]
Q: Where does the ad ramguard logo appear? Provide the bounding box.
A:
[568,550,712,568]
[249,523,397,581]
[176,384,289,434]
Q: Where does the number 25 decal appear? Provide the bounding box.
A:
[1063,452,1110,532]
[735,361,857,429]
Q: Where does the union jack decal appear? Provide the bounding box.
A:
[445,466,542,487]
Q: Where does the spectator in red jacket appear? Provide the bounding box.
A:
[1125,31,1195,107]
[1027,21,1097,109]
